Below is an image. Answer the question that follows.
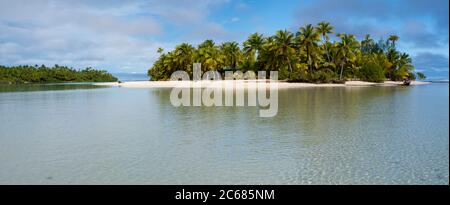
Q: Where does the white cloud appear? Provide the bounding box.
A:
[0,0,230,72]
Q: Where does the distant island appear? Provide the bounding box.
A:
[148,21,426,83]
[0,65,117,84]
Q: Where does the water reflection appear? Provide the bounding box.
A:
[0,83,108,92]
[149,86,409,147]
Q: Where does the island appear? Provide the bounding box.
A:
[0,65,117,84]
[147,22,426,84]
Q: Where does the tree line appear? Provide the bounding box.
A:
[0,65,118,83]
[148,21,426,83]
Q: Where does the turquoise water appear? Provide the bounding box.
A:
[0,83,448,184]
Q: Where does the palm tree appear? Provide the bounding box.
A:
[198,39,215,49]
[335,33,359,80]
[173,43,195,73]
[273,30,296,79]
[317,21,334,42]
[361,34,375,54]
[386,48,400,79]
[195,40,219,71]
[220,42,242,69]
[258,36,279,72]
[393,53,414,81]
[388,35,399,48]
[243,33,264,62]
[296,24,321,73]
[316,21,334,62]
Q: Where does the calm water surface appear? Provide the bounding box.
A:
[0,83,448,184]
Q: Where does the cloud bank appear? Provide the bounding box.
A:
[0,0,229,72]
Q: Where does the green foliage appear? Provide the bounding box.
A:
[416,72,426,80]
[309,70,338,83]
[147,22,422,83]
[0,65,117,83]
[359,62,385,82]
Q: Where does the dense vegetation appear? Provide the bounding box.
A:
[148,22,426,83]
[0,65,118,83]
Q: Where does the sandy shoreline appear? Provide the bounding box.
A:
[94,80,431,88]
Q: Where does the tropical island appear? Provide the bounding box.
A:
[0,65,118,84]
[1,22,428,86]
[148,22,426,84]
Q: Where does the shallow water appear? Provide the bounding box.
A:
[0,83,448,184]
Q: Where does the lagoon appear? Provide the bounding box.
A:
[0,83,448,184]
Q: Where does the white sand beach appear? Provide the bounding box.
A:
[95,80,431,88]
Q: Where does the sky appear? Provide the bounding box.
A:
[0,0,448,78]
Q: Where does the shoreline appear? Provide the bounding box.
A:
[95,80,431,88]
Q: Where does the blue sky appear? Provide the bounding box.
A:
[0,0,448,78]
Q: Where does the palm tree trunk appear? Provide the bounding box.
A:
[325,42,331,62]
[287,56,293,79]
[339,63,344,80]
[307,46,312,73]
